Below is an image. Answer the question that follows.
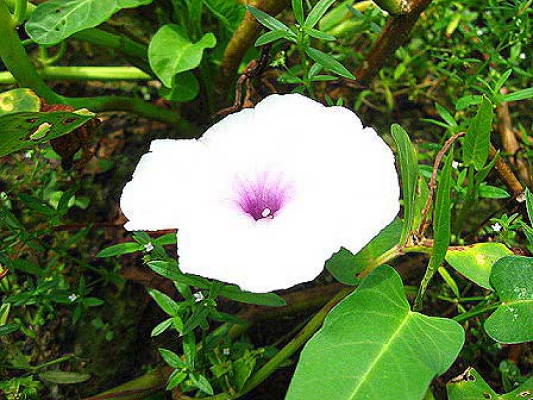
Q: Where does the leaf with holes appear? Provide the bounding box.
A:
[445,243,513,289]
[286,265,464,400]
[0,110,95,157]
[26,0,152,45]
[484,256,533,344]
[447,368,533,400]
[149,25,216,88]
[0,89,41,117]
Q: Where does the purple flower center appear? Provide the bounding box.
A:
[234,174,292,221]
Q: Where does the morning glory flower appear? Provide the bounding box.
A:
[120,94,399,292]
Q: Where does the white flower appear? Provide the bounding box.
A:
[520,53,526,60]
[120,94,399,292]
[452,160,459,169]
[193,292,204,302]
[491,223,502,232]
[68,294,77,302]
[144,242,154,252]
[222,348,231,356]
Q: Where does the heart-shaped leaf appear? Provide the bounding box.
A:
[26,0,153,45]
[485,255,533,344]
[286,265,464,400]
[148,25,216,87]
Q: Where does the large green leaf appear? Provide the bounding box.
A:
[160,72,200,103]
[447,368,533,399]
[0,110,95,157]
[485,255,533,344]
[26,0,152,45]
[286,265,464,400]
[148,25,216,88]
[391,124,419,245]
[0,89,41,116]
[326,218,402,285]
[462,96,494,170]
[445,243,512,289]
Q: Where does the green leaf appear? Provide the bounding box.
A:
[286,265,465,400]
[391,124,419,245]
[154,233,177,246]
[148,25,216,88]
[484,256,533,344]
[159,348,186,369]
[167,370,187,390]
[435,103,457,128]
[447,368,533,400]
[255,30,295,46]
[445,243,513,289]
[305,47,355,80]
[477,185,510,199]
[462,96,494,170]
[146,261,212,289]
[456,95,483,111]
[39,370,91,384]
[0,323,21,337]
[292,0,304,24]
[151,318,173,337]
[26,0,152,45]
[190,373,214,395]
[305,0,336,28]
[204,0,245,32]
[431,153,454,266]
[502,87,533,102]
[0,110,95,157]
[246,6,292,33]
[306,28,336,41]
[96,242,142,258]
[220,285,286,306]
[160,72,200,102]
[0,89,41,116]
[18,194,55,216]
[147,288,181,316]
[326,218,402,285]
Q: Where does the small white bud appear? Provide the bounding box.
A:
[144,242,154,252]
[222,348,230,356]
[68,294,77,302]
[193,292,204,302]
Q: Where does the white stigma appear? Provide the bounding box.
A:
[261,208,271,218]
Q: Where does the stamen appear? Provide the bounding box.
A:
[262,208,271,218]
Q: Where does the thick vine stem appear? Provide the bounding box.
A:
[218,0,289,100]
[355,0,433,83]
[0,66,151,83]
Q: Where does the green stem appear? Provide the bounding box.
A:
[0,66,152,83]
[30,354,75,372]
[453,303,501,323]
[12,0,25,25]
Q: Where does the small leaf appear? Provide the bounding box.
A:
[146,261,212,289]
[0,323,21,336]
[305,0,336,28]
[432,153,454,266]
[160,72,200,102]
[26,0,153,45]
[462,96,494,170]
[154,233,177,246]
[445,243,513,289]
[391,124,419,245]
[96,242,142,258]
[39,370,91,384]
[246,6,292,33]
[167,370,187,390]
[220,285,286,306]
[292,0,304,24]
[286,265,465,400]
[306,28,336,41]
[151,318,173,337]
[0,89,41,116]
[149,25,216,87]
[477,184,510,199]
[147,288,181,316]
[502,87,533,102]
[204,0,245,32]
[255,30,294,46]
[484,256,533,344]
[190,373,214,395]
[525,188,533,225]
[159,348,186,369]
[456,95,483,110]
[305,47,355,80]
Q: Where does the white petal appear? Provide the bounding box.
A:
[120,139,210,231]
